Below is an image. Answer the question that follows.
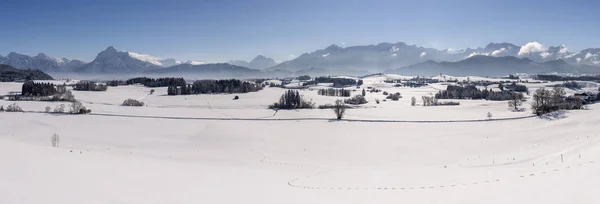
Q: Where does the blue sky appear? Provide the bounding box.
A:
[0,0,598,62]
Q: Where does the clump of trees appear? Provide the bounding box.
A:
[22,81,57,96]
[311,77,359,87]
[70,100,91,114]
[297,75,311,81]
[504,82,528,93]
[531,87,583,115]
[122,99,145,106]
[269,90,314,109]
[73,81,108,91]
[344,95,367,105]
[435,85,522,101]
[168,79,262,95]
[318,88,351,97]
[411,97,416,106]
[106,80,126,86]
[386,92,402,101]
[560,81,583,89]
[421,96,460,106]
[126,77,186,87]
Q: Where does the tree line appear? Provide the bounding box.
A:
[317,88,351,97]
[167,79,263,95]
[125,77,186,87]
[73,81,108,91]
[435,85,523,101]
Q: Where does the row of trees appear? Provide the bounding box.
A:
[167,79,263,95]
[126,77,186,87]
[311,77,362,87]
[73,81,108,91]
[435,85,522,101]
[317,88,351,97]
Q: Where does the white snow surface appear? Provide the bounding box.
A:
[1,77,600,204]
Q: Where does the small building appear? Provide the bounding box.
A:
[573,92,597,103]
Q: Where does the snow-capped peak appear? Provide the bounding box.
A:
[185,60,205,65]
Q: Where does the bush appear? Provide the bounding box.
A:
[122,99,145,106]
[344,95,367,105]
[383,91,389,95]
[233,95,239,100]
[54,104,65,113]
[411,97,416,106]
[0,105,4,111]
[45,106,51,113]
[5,103,23,112]
[268,90,314,109]
[386,92,401,101]
[70,100,90,114]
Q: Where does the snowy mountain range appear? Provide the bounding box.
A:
[228,55,278,70]
[268,42,600,75]
[0,52,86,72]
[2,42,599,76]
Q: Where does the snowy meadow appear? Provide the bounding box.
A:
[1,74,599,204]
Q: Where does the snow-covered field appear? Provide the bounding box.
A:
[1,76,599,204]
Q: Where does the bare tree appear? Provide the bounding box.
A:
[508,93,523,111]
[51,133,60,147]
[411,96,416,106]
[45,106,51,113]
[333,99,346,120]
[54,104,65,113]
[487,112,493,120]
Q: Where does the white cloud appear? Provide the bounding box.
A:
[466,52,483,58]
[390,46,399,52]
[490,48,506,56]
[540,52,551,58]
[392,53,397,57]
[585,52,595,59]
[128,52,163,66]
[340,42,346,46]
[288,54,296,59]
[518,42,546,56]
[420,52,426,57]
[322,53,330,57]
[576,58,582,62]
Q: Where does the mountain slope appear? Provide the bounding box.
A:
[144,63,261,78]
[0,52,86,72]
[385,55,596,76]
[0,64,54,82]
[228,55,277,70]
[75,46,163,73]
